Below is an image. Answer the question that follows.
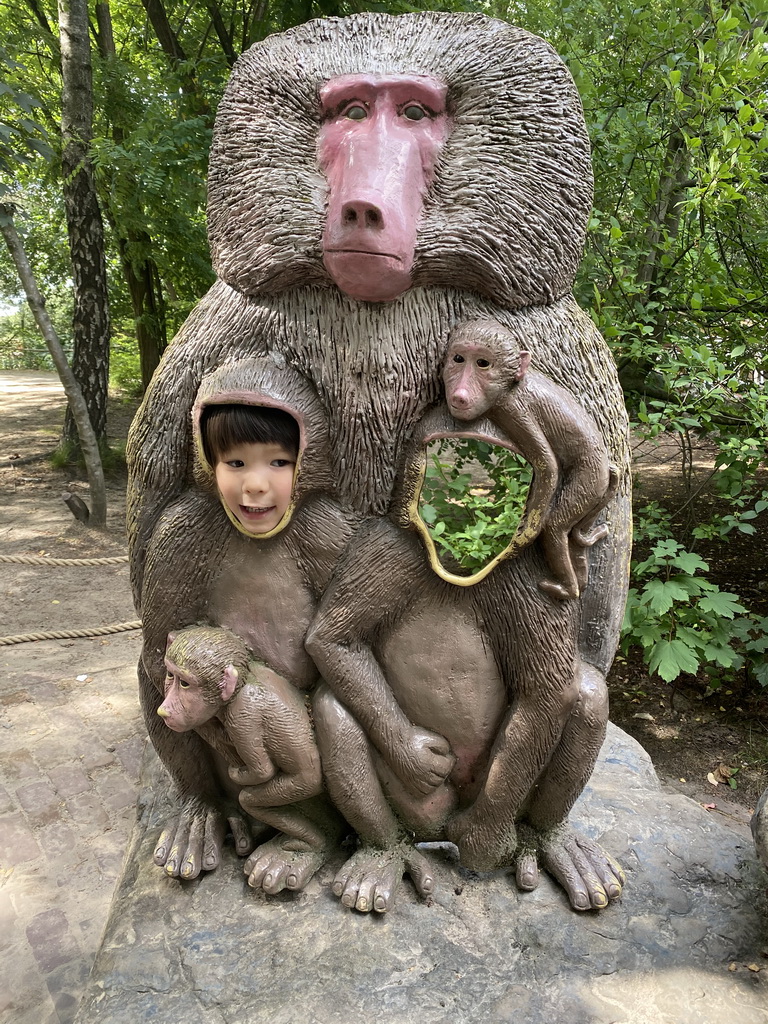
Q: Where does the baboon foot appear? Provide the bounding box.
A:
[244,834,329,894]
[512,826,540,891]
[154,796,253,880]
[522,824,625,911]
[332,842,435,913]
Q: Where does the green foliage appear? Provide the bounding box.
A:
[622,512,768,688]
[419,441,531,572]
[109,331,144,398]
[0,306,53,370]
[565,0,768,436]
[0,293,72,370]
[0,47,54,186]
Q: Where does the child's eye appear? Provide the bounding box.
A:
[271,459,294,468]
[225,459,244,468]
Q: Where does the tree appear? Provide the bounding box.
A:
[95,0,167,390]
[58,0,111,451]
[1,203,107,525]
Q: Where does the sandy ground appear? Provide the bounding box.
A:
[1,372,143,1024]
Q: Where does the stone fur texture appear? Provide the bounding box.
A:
[208,13,593,308]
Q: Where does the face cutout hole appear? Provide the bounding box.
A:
[417,439,532,577]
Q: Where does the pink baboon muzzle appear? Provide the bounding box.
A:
[318,73,450,302]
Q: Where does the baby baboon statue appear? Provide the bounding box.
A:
[160,626,334,890]
[128,12,631,913]
[444,318,619,600]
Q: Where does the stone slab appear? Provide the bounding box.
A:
[75,724,768,1024]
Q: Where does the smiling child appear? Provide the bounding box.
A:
[201,404,299,536]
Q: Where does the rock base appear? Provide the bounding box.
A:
[75,724,768,1024]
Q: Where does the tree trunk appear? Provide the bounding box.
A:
[637,126,691,302]
[97,1,167,390]
[119,234,167,389]
[59,0,111,451]
[204,0,237,67]
[140,0,210,115]
[1,205,107,526]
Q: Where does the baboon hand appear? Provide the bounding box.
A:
[393,726,456,796]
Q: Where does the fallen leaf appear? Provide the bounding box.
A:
[707,772,719,786]
[712,764,735,784]
[679,778,686,783]
[728,962,738,972]
[633,712,655,721]
[747,964,761,973]
[76,674,88,682]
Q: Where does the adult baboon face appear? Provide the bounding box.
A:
[207,13,593,308]
[318,74,450,302]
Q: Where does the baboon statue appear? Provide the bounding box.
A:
[127,12,631,913]
[160,625,338,893]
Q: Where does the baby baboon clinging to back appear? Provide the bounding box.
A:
[444,318,618,599]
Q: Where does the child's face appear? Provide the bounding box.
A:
[214,441,296,535]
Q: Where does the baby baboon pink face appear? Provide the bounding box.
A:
[443,341,504,421]
[157,660,217,732]
[318,73,450,302]
[157,657,238,732]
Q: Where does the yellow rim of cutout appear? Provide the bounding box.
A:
[407,445,541,587]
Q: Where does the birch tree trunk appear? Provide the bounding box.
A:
[59,0,111,450]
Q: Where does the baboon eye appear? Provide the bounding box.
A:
[476,358,491,369]
[344,104,367,120]
[452,354,465,363]
[403,104,427,121]
[179,679,190,689]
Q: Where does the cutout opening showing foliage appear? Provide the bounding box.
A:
[418,438,532,576]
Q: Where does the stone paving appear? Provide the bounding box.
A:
[0,629,143,1024]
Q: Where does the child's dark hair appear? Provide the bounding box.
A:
[201,404,300,465]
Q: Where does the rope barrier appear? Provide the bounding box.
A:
[2,548,138,644]
[0,553,129,566]
[0,620,142,646]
